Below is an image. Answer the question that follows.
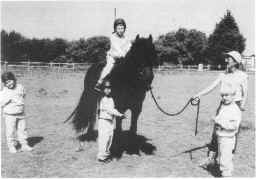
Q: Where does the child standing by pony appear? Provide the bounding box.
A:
[97,81,124,162]
[213,84,241,177]
[0,72,33,153]
[95,18,131,91]
[193,51,248,166]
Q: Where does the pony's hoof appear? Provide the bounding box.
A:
[97,157,112,164]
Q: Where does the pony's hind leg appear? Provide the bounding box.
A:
[76,141,85,152]
[75,131,86,152]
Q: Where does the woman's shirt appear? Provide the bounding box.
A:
[219,70,248,102]
[0,84,25,115]
[108,33,131,58]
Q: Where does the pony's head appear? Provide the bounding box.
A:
[126,34,157,89]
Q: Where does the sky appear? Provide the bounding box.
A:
[1,0,255,54]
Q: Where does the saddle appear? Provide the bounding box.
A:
[98,57,125,67]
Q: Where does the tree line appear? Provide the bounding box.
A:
[1,10,245,67]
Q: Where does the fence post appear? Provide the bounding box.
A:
[217,64,221,70]
[4,61,8,71]
[58,63,61,73]
[198,63,203,71]
[72,63,75,71]
[207,64,210,70]
[27,61,31,72]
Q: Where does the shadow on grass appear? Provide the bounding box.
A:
[76,130,156,159]
[77,130,98,142]
[110,130,156,159]
[27,136,44,147]
[170,144,208,159]
[170,144,221,177]
[202,163,222,177]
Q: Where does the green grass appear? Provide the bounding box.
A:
[1,70,255,177]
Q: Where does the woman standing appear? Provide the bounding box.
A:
[193,51,248,167]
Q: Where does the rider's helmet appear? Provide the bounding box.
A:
[113,18,126,32]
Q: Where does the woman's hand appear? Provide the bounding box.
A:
[215,124,222,131]
[192,94,201,100]
[239,105,245,111]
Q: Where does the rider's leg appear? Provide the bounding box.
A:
[95,55,115,89]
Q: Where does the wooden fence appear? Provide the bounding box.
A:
[1,61,91,72]
[1,61,255,73]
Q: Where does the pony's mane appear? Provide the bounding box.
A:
[123,36,155,67]
[109,35,156,87]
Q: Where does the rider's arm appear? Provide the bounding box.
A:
[194,74,222,98]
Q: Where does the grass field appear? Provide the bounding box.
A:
[1,69,255,177]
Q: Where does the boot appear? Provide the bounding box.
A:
[199,151,216,168]
[94,81,102,92]
[21,144,33,152]
[9,146,17,153]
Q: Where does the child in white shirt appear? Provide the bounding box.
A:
[0,72,33,153]
[97,81,124,162]
[213,85,241,177]
[95,18,131,91]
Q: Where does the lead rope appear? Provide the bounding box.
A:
[149,88,200,135]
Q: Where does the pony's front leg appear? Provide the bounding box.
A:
[115,116,123,133]
[130,106,142,134]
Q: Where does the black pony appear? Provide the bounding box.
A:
[67,34,156,141]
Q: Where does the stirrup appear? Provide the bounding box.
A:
[94,83,102,92]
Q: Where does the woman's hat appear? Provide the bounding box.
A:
[225,51,242,63]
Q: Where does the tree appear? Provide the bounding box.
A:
[66,36,110,63]
[154,33,177,64]
[47,38,68,62]
[185,29,208,64]
[207,10,246,66]
[2,30,28,62]
[1,30,8,61]
[154,28,207,65]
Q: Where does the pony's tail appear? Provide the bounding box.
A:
[63,105,78,124]
[64,90,91,133]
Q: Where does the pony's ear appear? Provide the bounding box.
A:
[148,34,153,42]
[136,34,140,41]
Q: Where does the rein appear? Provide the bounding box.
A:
[149,88,201,135]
